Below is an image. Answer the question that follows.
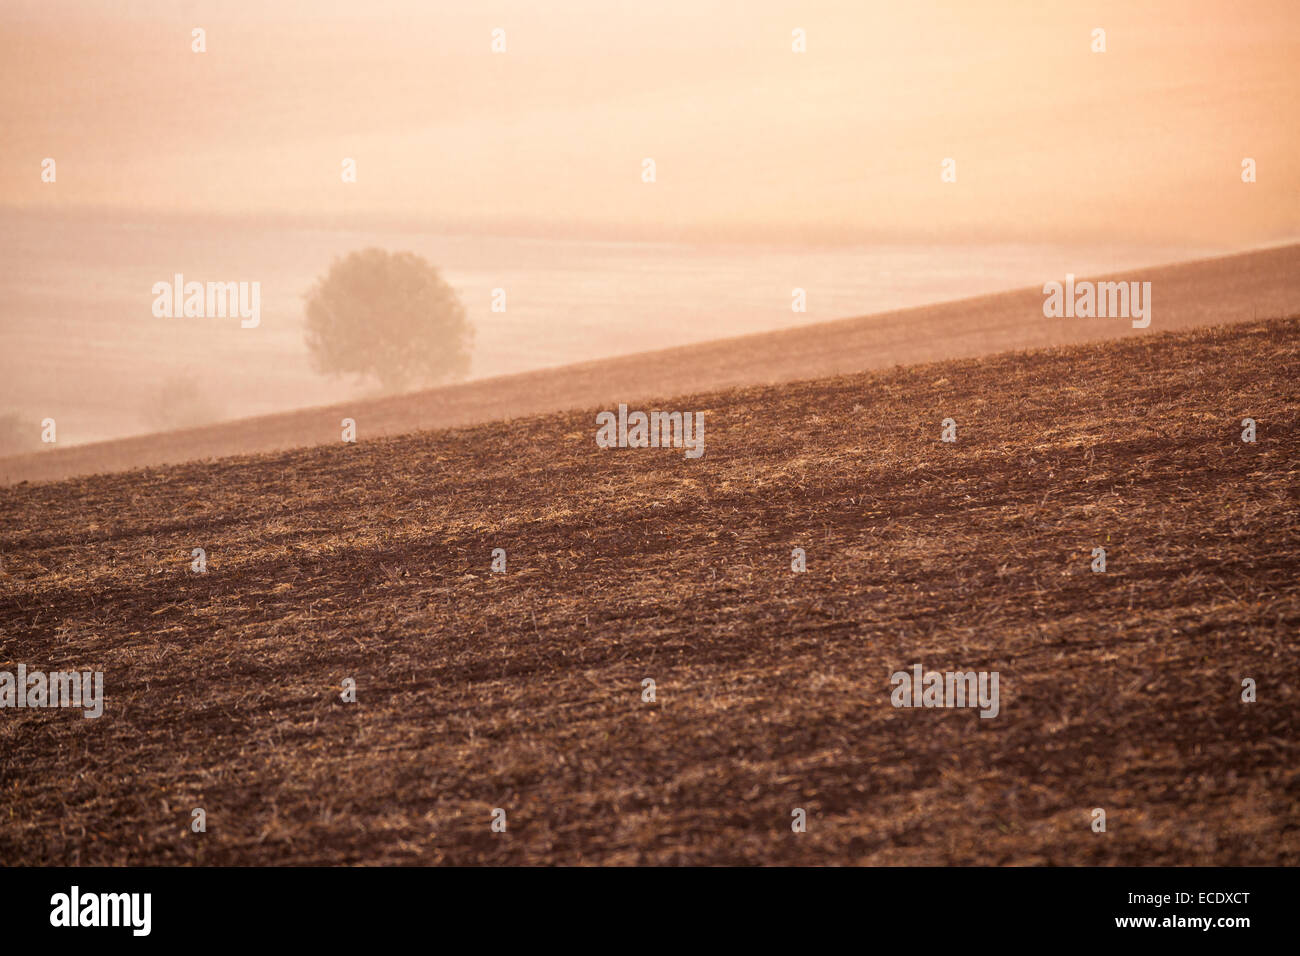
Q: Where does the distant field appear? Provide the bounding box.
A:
[4,209,1193,452]
[3,242,1297,485]
[1,317,1296,864]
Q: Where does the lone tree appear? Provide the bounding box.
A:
[304,248,472,393]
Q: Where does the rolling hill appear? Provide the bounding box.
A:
[2,242,1297,486]
[1,315,1296,864]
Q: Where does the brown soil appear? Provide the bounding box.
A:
[0,317,1297,865]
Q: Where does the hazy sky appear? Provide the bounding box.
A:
[3,0,1298,244]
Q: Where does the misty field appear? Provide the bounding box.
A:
[1,317,1297,865]
[6,243,1299,487]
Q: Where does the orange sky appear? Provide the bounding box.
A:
[2,0,1297,244]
